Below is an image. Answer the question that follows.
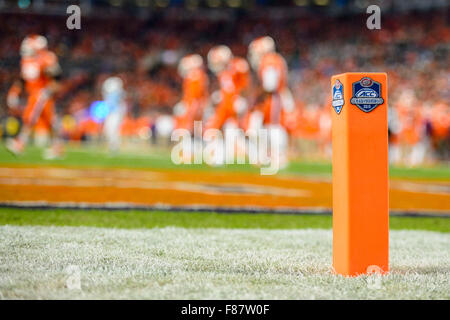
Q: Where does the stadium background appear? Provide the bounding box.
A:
[0,0,448,161]
[0,0,449,299]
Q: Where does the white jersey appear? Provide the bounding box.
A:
[102,85,126,152]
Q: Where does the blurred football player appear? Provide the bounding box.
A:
[204,45,233,123]
[395,90,427,167]
[428,101,450,160]
[102,76,127,153]
[206,45,250,164]
[173,54,209,162]
[388,105,402,164]
[6,34,63,159]
[175,54,209,133]
[247,36,296,168]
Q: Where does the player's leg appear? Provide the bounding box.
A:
[409,141,426,167]
[389,140,401,164]
[267,124,288,170]
[5,94,38,155]
[103,110,123,153]
[205,106,228,166]
[42,99,64,160]
[246,110,264,165]
[224,120,245,165]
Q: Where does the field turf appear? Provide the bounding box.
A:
[0,208,449,232]
[1,225,449,299]
[0,144,449,180]
[0,144,449,299]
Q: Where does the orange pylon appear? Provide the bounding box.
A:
[331,72,389,276]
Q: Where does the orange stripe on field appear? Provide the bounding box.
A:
[0,166,447,213]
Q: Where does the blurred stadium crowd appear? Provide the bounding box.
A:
[0,6,448,164]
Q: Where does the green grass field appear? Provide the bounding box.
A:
[1,144,449,180]
[0,208,449,232]
[1,225,449,299]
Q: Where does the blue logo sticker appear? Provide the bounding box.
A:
[332,79,344,114]
[350,77,384,113]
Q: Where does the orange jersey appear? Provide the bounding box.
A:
[254,52,295,127]
[258,52,288,93]
[21,50,59,94]
[216,57,250,98]
[182,68,209,105]
[176,67,209,132]
[397,105,424,145]
[253,92,294,127]
[228,57,250,94]
[20,50,59,131]
[207,60,250,130]
[430,102,449,139]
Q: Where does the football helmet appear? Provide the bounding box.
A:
[178,54,203,78]
[207,45,233,74]
[20,34,48,57]
[247,36,275,71]
[102,77,124,97]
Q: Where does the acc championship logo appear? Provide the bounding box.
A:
[350,77,384,112]
[332,79,344,114]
